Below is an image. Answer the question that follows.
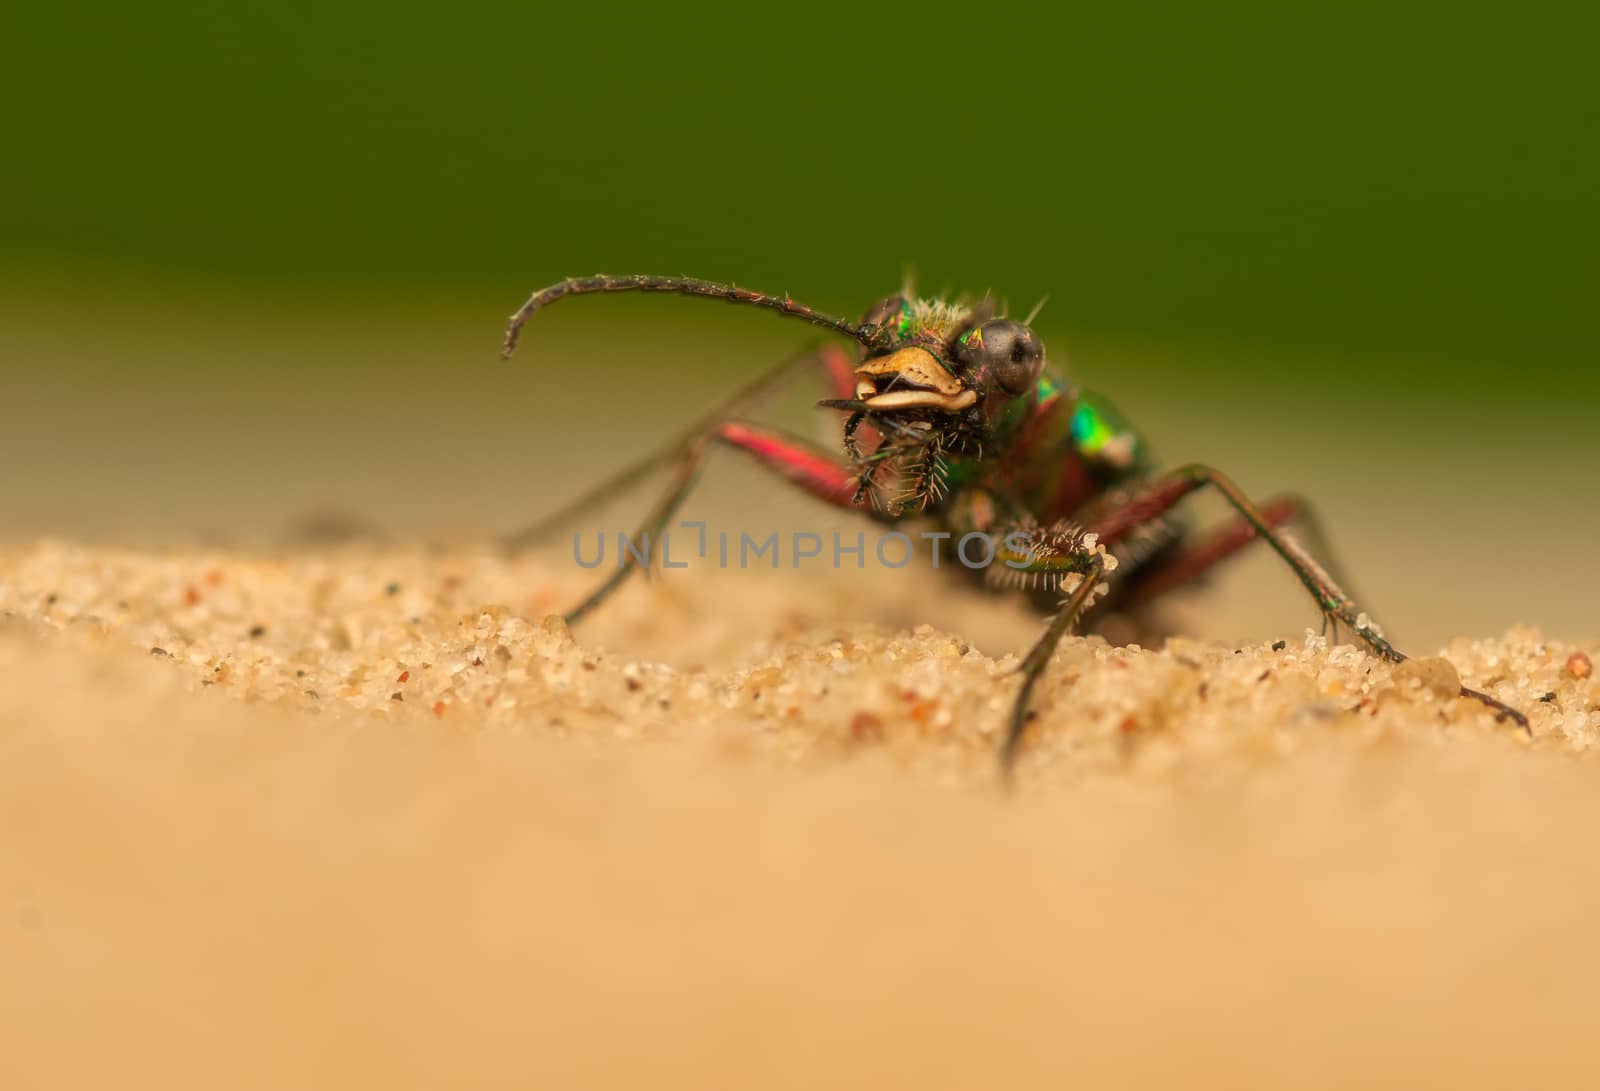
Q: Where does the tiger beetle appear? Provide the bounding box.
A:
[498,274,1528,775]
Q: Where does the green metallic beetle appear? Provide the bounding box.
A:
[499,274,1527,774]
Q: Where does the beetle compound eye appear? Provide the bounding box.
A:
[861,295,913,340]
[963,319,1044,395]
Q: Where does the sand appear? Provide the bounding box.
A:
[4,538,1600,1088]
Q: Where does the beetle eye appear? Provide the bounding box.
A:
[861,295,912,339]
[956,319,1043,395]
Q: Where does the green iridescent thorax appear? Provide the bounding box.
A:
[1068,390,1146,477]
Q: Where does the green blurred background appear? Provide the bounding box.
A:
[2,3,1594,645]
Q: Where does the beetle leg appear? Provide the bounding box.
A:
[1114,493,1303,605]
[1113,492,1366,613]
[1087,465,1528,733]
[561,449,703,626]
[503,343,858,551]
[562,420,874,626]
[984,521,1116,778]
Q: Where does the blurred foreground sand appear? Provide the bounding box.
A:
[3,539,1600,1089]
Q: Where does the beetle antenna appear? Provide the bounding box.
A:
[502,274,887,359]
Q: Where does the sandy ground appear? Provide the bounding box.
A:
[4,538,1600,1088]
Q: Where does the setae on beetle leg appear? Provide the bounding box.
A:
[503,343,858,551]
[1088,465,1528,733]
[562,420,875,627]
[987,521,1118,778]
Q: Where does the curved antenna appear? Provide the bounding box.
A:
[501,274,889,359]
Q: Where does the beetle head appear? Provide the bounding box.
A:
[821,294,1048,427]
